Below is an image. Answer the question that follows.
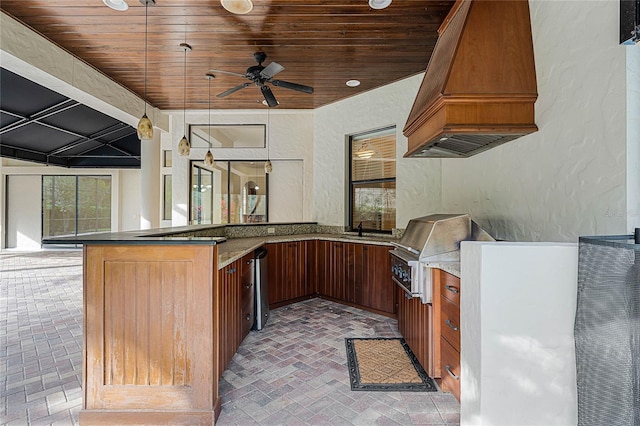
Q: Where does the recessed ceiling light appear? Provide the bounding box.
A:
[346,80,361,87]
[369,0,392,10]
[221,0,253,15]
[103,0,129,11]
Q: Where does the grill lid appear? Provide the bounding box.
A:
[398,213,494,260]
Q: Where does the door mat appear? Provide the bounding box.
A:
[345,337,437,392]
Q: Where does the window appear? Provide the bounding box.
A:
[42,175,111,238]
[190,160,268,225]
[349,127,396,233]
[189,124,266,149]
[163,175,172,220]
[163,150,172,167]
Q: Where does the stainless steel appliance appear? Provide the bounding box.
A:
[390,213,494,303]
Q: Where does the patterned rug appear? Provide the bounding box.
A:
[345,337,437,392]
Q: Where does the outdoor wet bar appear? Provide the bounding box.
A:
[44,229,227,424]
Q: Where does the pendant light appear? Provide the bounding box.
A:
[204,72,215,167]
[136,0,155,140]
[264,108,272,174]
[177,42,192,156]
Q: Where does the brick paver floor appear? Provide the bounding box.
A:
[1,250,459,425]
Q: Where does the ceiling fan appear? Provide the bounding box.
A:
[210,51,314,107]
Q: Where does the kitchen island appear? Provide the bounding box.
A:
[43,223,399,425]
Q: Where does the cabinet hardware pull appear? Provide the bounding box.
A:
[245,283,252,289]
[246,314,251,321]
[445,365,459,381]
[445,319,459,331]
[445,285,459,294]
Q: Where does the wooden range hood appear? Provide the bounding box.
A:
[403,0,538,158]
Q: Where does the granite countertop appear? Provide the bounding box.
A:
[41,224,228,245]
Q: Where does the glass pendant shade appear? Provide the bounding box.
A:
[137,113,153,140]
[264,159,273,174]
[204,150,214,166]
[178,135,190,156]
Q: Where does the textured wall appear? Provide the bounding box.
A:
[441,1,631,242]
[171,110,313,226]
[313,75,442,230]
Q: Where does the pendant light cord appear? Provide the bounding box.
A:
[208,74,212,148]
[183,41,187,136]
[143,1,148,114]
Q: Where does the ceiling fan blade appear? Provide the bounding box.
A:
[271,79,314,94]
[260,62,285,79]
[217,82,252,98]
[209,69,247,78]
[261,85,279,107]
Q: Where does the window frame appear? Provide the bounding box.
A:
[347,126,396,234]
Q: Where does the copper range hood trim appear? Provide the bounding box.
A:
[403,0,538,158]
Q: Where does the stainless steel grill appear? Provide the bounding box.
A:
[390,213,494,303]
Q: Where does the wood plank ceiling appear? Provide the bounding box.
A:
[1,0,455,111]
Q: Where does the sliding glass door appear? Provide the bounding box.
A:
[42,175,112,238]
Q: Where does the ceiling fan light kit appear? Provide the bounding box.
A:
[221,0,253,15]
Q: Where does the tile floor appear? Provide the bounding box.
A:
[1,250,460,425]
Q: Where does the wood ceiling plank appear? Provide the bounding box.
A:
[1,0,454,110]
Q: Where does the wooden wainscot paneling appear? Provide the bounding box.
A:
[81,244,220,425]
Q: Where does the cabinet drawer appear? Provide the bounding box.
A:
[440,271,460,306]
[241,297,255,338]
[440,336,460,401]
[440,296,460,351]
[241,254,254,276]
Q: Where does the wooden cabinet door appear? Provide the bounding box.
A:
[267,242,285,305]
[315,240,330,296]
[345,243,363,304]
[240,253,255,341]
[327,242,346,300]
[267,241,313,307]
[218,260,241,375]
[285,241,307,299]
[397,285,434,377]
[360,244,395,313]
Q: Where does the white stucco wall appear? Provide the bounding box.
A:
[313,75,442,230]
[170,109,313,226]
[461,241,578,425]
[440,1,634,242]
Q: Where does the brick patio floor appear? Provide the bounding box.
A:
[1,250,459,425]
